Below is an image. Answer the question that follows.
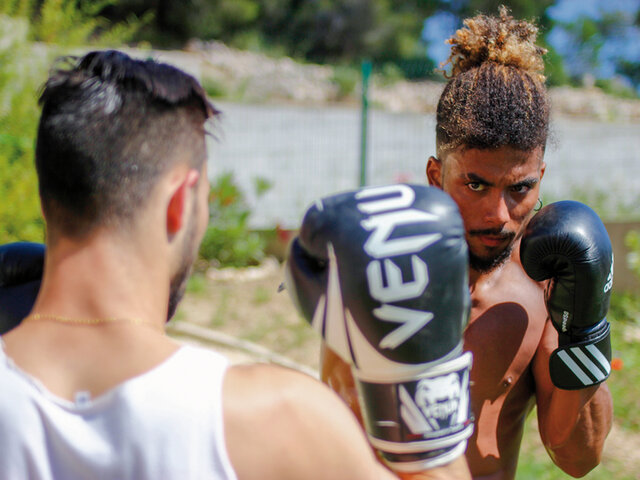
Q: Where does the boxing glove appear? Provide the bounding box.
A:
[520,201,613,390]
[0,242,45,334]
[285,184,473,472]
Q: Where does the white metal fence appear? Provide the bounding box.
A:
[207,101,640,229]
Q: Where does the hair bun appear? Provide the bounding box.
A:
[444,5,547,81]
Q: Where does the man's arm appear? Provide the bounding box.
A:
[224,362,469,480]
[284,185,474,476]
[321,345,472,480]
[0,242,45,334]
[533,319,613,477]
[521,201,615,477]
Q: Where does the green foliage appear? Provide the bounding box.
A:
[542,43,571,87]
[181,0,260,43]
[201,76,228,99]
[544,185,640,222]
[617,60,640,90]
[375,62,407,86]
[199,173,272,268]
[595,78,639,100]
[608,317,640,434]
[456,0,554,20]
[0,1,148,243]
[331,65,359,99]
[101,0,439,64]
[32,0,110,44]
[185,272,207,295]
[0,15,47,243]
[624,230,640,280]
[92,0,640,93]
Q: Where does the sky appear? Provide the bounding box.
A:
[422,0,640,86]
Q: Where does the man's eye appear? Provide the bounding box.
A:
[467,182,485,192]
[511,185,530,194]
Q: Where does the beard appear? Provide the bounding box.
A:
[468,244,513,273]
[167,203,199,322]
[467,228,516,274]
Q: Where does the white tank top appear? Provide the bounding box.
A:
[0,341,238,480]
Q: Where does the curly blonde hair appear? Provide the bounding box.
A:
[436,6,550,157]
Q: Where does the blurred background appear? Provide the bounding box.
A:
[2,0,639,274]
[1,1,639,478]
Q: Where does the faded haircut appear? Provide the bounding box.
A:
[36,50,220,238]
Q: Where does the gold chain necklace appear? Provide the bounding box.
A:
[23,313,165,333]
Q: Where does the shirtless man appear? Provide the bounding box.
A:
[322,8,613,479]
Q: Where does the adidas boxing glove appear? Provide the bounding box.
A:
[0,242,45,334]
[285,184,473,472]
[520,201,613,390]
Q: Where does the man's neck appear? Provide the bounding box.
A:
[32,231,170,329]
[468,241,523,291]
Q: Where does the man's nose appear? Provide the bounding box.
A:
[483,191,511,227]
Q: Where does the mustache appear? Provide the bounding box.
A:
[469,228,516,239]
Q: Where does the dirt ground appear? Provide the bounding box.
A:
[171,257,321,372]
[172,258,640,479]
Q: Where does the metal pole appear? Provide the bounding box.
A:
[359,60,372,187]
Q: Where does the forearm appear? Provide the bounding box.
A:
[320,344,363,425]
[540,383,613,476]
[322,346,472,480]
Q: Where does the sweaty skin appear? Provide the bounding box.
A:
[322,146,612,480]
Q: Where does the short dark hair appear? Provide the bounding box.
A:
[436,6,550,157]
[36,50,220,237]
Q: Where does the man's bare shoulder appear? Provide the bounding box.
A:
[223,363,397,480]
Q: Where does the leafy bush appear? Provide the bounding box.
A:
[201,76,228,99]
[625,230,640,279]
[0,15,47,243]
[609,230,640,327]
[0,2,147,243]
[199,172,272,268]
[595,78,639,100]
[331,65,359,99]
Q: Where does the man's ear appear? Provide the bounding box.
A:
[166,169,200,235]
[426,156,442,188]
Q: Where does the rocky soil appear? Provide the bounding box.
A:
[165,40,640,123]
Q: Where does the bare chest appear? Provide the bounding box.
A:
[465,299,543,403]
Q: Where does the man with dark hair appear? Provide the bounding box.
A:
[0,50,403,480]
[322,8,614,480]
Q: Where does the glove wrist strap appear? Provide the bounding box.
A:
[355,351,473,472]
[550,321,611,390]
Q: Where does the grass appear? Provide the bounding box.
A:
[608,321,640,433]
[251,285,272,305]
[516,292,640,479]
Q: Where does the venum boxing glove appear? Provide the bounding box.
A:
[285,184,473,472]
[520,201,613,390]
[0,242,45,334]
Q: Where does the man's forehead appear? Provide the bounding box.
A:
[445,146,542,169]
[444,146,544,182]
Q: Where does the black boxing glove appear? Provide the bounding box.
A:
[0,242,45,334]
[285,184,473,472]
[520,201,613,390]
